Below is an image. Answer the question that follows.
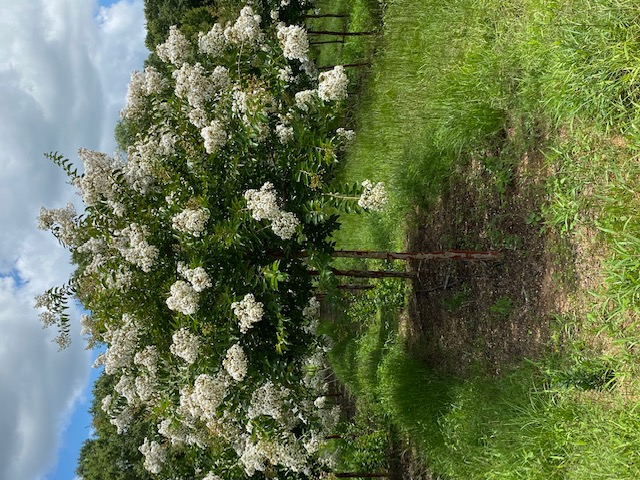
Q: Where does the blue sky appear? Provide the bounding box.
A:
[0,1,147,479]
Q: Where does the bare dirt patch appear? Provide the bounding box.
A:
[404,146,573,376]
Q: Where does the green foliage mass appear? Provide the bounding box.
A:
[76,374,154,480]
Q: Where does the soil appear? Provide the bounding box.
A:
[404,145,572,377]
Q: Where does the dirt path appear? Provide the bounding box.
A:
[404,147,572,376]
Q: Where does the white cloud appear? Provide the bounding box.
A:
[0,0,147,478]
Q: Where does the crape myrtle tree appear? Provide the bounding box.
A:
[37,2,378,478]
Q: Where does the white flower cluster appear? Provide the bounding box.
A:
[278,65,294,83]
[303,296,321,334]
[294,89,317,111]
[224,6,263,45]
[318,66,349,102]
[244,182,299,239]
[110,406,135,435]
[116,223,159,272]
[271,211,299,240]
[358,179,388,212]
[336,127,356,143]
[170,327,200,363]
[121,69,146,119]
[173,63,229,109]
[202,473,222,480]
[166,280,200,315]
[123,142,156,193]
[239,435,310,477]
[135,374,158,404]
[115,374,137,406]
[244,182,280,221]
[185,373,230,421]
[178,264,212,292]
[74,148,121,206]
[102,314,140,375]
[37,203,78,247]
[144,65,165,95]
[276,123,294,144]
[231,293,264,333]
[239,438,266,476]
[189,107,209,129]
[248,381,291,421]
[198,23,226,57]
[157,413,210,449]
[105,267,134,292]
[80,313,95,338]
[157,25,191,66]
[139,438,167,474]
[201,120,227,154]
[231,85,273,130]
[172,206,210,236]
[276,24,309,62]
[223,343,248,381]
[134,346,159,375]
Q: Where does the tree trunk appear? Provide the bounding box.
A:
[334,474,390,478]
[304,13,350,18]
[320,62,372,71]
[336,284,375,290]
[311,39,345,45]
[332,249,501,261]
[310,268,417,279]
[308,30,377,36]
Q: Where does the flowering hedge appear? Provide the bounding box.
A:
[37,2,387,479]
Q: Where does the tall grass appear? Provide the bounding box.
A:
[319,0,640,476]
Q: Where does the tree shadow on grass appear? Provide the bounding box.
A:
[404,136,574,377]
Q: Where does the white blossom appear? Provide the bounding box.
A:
[170,328,200,364]
[173,62,216,109]
[336,127,356,143]
[276,124,294,144]
[139,438,167,474]
[231,293,264,333]
[144,65,165,94]
[189,107,209,129]
[135,374,157,404]
[271,210,299,240]
[190,373,230,420]
[294,89,317,111]
[318,65,349,102]
[358,179,388,212]
[74,148,121,206]
[248,381,291,421]
[223,343,248,381]
[172,206,209,236]
[115,374,138,406]
[110,406,134,434]
[224,6,263,45]
[278,65,294,83]
[239,437,266,476]
[201,120,227,154]
[115,223,159,272]
[198,23,226,57]
[203,473,222,480]
[156,25,190,66]
[303,297,320,318]
[134,346,159,375]
[179,265,212,292]
[244,182,280,221]
[277,24,309,62]
[37,203,78,247]
[103,314,140,375]
[166,281,200,315]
